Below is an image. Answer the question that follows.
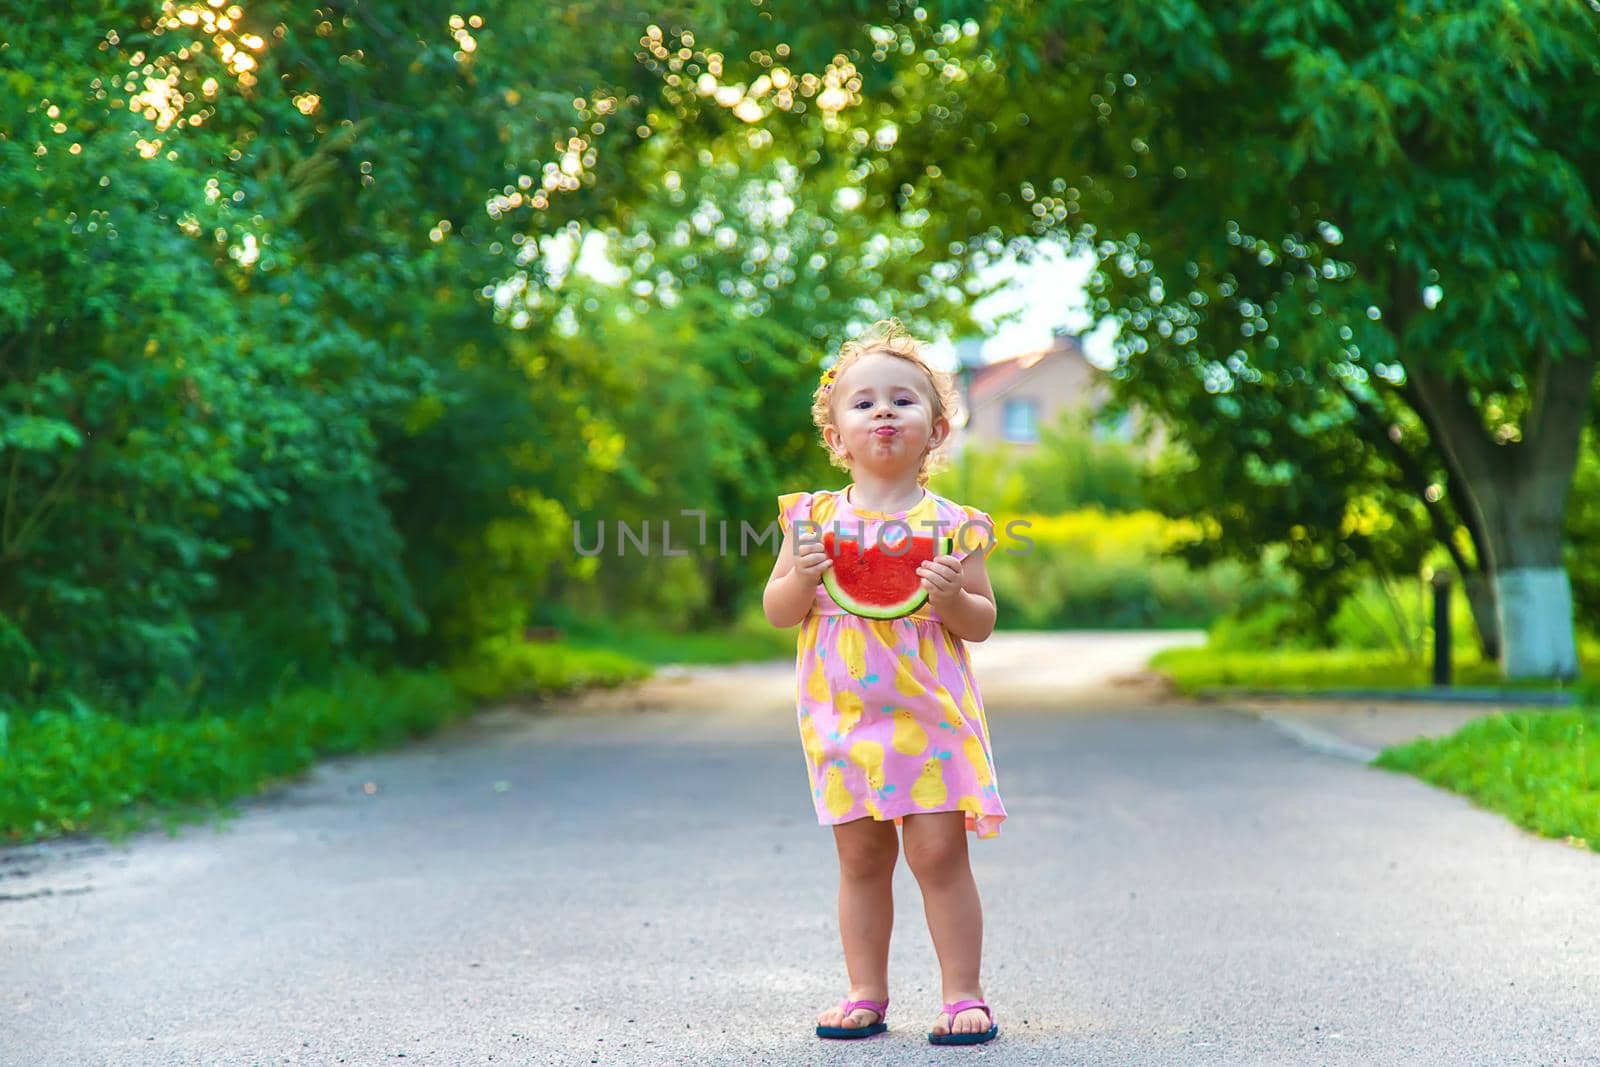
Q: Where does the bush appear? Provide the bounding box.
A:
[448,633,651,702]
[938,408,1155,515]
[984,506,1266,629]
[0,639,654,845]
[1149,645,1438,693]
[1564,423,1600,633]
[557,603,799,665]
[0,667,461,844]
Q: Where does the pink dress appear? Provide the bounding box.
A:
[777,484,1007,838]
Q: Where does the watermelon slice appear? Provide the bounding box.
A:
[821,528,955,619]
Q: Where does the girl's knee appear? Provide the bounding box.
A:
[835,824,898,879]
[902,828,969,884]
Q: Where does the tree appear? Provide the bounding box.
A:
[0,0,986,707]
[0,1,435,704]
[0,2,614,703]
[637,0,1599,678]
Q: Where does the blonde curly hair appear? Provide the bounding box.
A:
[811,318,965,488]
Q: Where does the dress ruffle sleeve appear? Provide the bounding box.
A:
[953,505,999,562]
[776,491,814,538]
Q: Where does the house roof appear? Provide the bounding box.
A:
[966,335,1082,406]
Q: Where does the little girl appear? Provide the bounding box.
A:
[763,320,1006,1047]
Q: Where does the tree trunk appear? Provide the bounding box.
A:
[1405,353,1595,680]
[1459,570,1501,662]
[1338,376,1504,660]
[1484,446,1583,678]
[703,558,743,627]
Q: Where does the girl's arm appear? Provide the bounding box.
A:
[764,524,822,629]
[920,549,997,643]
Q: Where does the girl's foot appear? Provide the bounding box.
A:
[816,989,888,1032]
[930,995,995,1038]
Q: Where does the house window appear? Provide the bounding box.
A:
[1002,398,1038,442]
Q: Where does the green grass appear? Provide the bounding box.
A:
[0,614,810,847]
[1372,708,1600,853]
[0,614,808,847]
[0,666,467,845]
[560,614,799,666]
[1149,644,1599,697]
[1147,632,1600,853]
[448,634,653,702]
[1,637,654,846]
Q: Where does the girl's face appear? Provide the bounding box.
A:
[823,352,948,476]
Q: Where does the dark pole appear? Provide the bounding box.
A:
[1431,569,1453,687]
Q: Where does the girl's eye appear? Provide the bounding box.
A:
[895,396,914,405]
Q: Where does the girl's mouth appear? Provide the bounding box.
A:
[873,427,898,437]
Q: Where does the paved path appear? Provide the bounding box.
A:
[4,631,1597,1066]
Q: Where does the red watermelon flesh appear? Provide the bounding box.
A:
[820,530,954,619]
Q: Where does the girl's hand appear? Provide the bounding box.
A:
[917,554,965,606]
[793,536,833,586]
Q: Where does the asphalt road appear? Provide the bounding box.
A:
[4,630,1598,1066]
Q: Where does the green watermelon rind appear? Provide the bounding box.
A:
[821,534,954,620]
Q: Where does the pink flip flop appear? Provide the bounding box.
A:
[928,998,999,1045]
[816,995,889,1039]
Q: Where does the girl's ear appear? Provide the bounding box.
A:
[823,423,846,456]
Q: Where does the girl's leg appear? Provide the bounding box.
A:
[815,816,899,1030]
[901,811,991,1036]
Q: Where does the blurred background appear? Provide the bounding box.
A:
[3,1,1597,841]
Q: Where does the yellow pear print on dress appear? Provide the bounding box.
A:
[911,757,948,809]
[806,659,830,703]
[824,762,854,818]
[962,681,991,746]
[837,626,868,681]
[849,740,886,791]
[918,631,941,674]
[957,794,983,819]
[893,655,927,698]
[835,689,866,736]
[798,713,826,769]
[891,709,929,756]
[868,619,898,649]
[963,732,993,787]
[935,687,964,730]
[865,797,884,820]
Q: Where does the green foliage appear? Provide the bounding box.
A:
[976,506,1260,629]
[521,149,981,630]
[938,407,1154,515]
[1208,565,1466,658]
[661,0,1600,674]
[12,0,1596,787]
[1152,645,1435,693]
[560,605,799,665]
[1153,624,1600,694]
[931,412,1292,631]
[1,2,1004,722]
[0,666,462,843]
[1565,422,1600,632]
[1153,645,1517,695]
[0,640,655,844]
[1326,572,1438,658]
[0,5,759,703]
[0,5,497,707]
[447,634,651,703]
[1374,710,1600,854]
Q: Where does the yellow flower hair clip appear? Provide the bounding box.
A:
[818,363,838,397]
